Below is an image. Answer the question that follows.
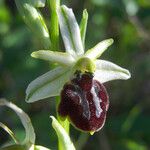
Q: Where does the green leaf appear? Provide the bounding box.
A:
[50,116,76,150]
[15,1,50,48]
[84,39,114,60]
[0,100,50,150]
[0,99,35,145]
[0,122,19,144]
[57,5,84,56]
[80,9,88,47]
[94,60,131,83]
[26,66,72,103]
[31,50,75,66]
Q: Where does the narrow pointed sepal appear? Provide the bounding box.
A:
[26,67,72,103]
[57,5,84,56]
[85,39,114,60]
[31,50,75,66]
[94,60,131,83]
[80,9,88,47]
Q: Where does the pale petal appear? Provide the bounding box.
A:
[26,67,72,103]
[0,99,35,145]
[84,39,114,60]
[80,9,88,47]
[57,5,84,56]
[31,50,75,66]
[50,116,76,150]
[94,60,131,83]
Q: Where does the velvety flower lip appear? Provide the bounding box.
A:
[25,5,131,103]
[58,71,109,133]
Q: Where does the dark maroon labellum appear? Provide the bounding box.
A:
[58,71,109,132]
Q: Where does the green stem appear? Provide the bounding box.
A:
[49,0,60,50]
[49,1,70,150]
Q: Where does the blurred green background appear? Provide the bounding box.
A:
[0,0,150,150]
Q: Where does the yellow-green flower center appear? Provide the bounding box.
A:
[74,57,96,73]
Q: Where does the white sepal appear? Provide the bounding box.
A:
[84,39,113,60]
[57,5,84,56]
[26,67,72,103]
[31,50,75,66]
[94,60,131,83]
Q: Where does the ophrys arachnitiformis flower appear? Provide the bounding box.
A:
[25,5,131,133]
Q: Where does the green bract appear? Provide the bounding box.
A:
[50,116,76,150]
[25,5,131,103]
[15,0,50,49]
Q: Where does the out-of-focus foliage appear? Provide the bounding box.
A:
[0,0,150,150]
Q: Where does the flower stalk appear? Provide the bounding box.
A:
[49,1,71,149]
[49,0,60,50]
